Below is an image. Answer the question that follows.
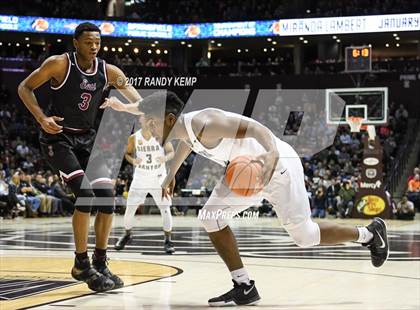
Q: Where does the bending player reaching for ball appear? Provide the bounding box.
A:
[114,114,175,254]
[102,91,389,307]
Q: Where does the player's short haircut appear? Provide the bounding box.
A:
[74,22,101,39]
[139,91,185,118]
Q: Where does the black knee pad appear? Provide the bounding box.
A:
[93,188,115,214]
[74,188,95,213]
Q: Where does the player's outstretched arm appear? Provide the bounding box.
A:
[18,55,66,134]
[100,64,142,114]
[161,141,192,198]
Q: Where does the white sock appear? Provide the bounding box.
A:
[356,227,374,243]
[231,268,250,285]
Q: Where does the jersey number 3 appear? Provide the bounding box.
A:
[146,154,152,164]
[78,93,92,111]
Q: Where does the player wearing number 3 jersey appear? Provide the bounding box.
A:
[115,115,176,254]
[18,22,141,292]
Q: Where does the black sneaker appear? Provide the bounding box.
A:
[92,256,124,289]
[208,280,261,307]
[71,257,115,292]
[164,240,175,254]
[114,233,133,251]
[363,217,389,267]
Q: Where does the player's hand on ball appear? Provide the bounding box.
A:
[38,116,63,134]
[256,151,279,185]
[100,97,126,112]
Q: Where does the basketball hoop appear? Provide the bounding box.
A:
[347,116,363,132]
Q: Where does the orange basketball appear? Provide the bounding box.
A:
[224,155,264,196]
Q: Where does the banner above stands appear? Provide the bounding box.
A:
[0,13,419,39]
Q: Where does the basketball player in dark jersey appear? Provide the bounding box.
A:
[18,23,141,292]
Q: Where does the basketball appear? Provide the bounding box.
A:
[224,155,264,196]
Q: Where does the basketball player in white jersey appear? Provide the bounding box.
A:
[102,91,389,307]
[114,115,175,254]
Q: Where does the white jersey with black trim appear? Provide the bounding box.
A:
[133,129,166,177]
[182,108,298,167]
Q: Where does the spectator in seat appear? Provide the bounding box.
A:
[9,172,37,217]
[311,185,327,218]
[19,173,48,215]
[134,57,143,66]
[395,195,415,220]
[49,175,75,215]
[155,58,167,67]
[195,57,209,67]
[33,173,64,216]
[407,173,420,210]
[0,170,15,218]
[337,180,356,218]
[395,104,408,121]
[121,54,133,66]
[145,58,155,67]
[408,167,420,183]
[327,177,341,216]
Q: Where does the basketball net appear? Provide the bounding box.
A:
[346,116,376,140]
[347,116,363,132]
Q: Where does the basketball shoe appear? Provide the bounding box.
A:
[92,254,124,289]
[208,280,261,306]
[71,257,114,292]
[114,232,133,251]
[363,217,389,267]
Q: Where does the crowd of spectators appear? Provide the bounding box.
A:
[2,0,418,23]
[406,166,420,213]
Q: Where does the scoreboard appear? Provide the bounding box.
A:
[345,46,372,72]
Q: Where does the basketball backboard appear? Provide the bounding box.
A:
[326,87,388,125]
